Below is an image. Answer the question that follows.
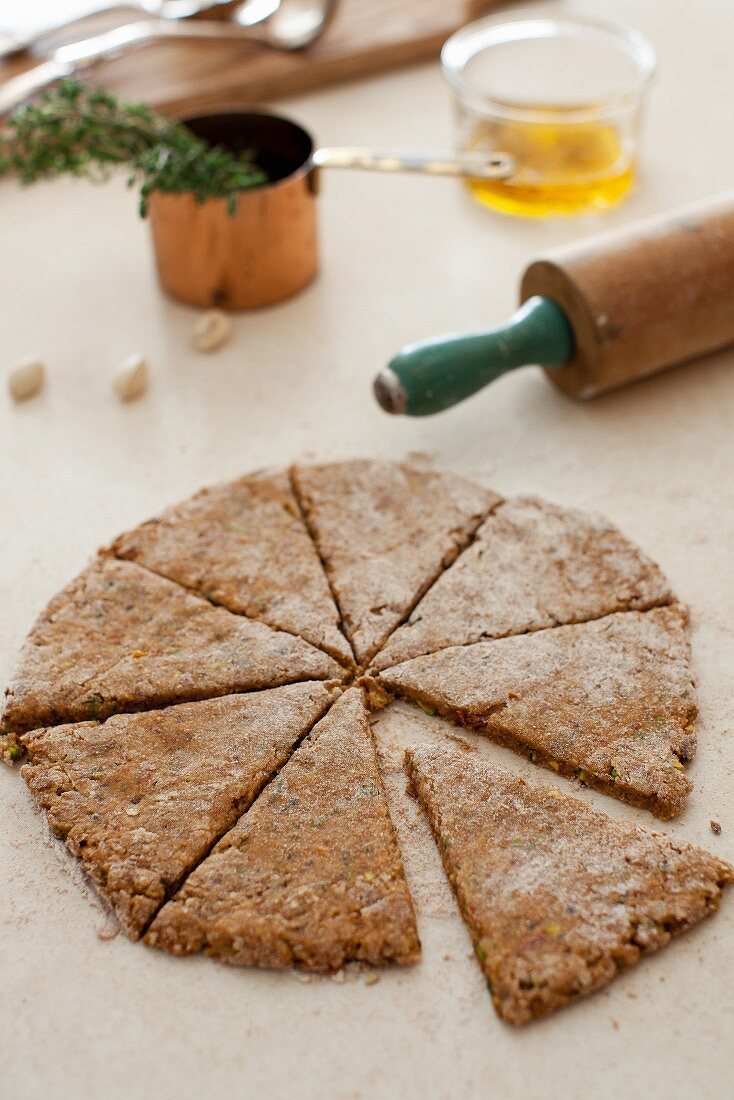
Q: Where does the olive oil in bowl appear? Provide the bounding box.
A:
[443,16,655,217]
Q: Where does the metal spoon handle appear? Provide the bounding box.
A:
[0,19,268,115]
[312,147,515,180]
[0,24,157,114]
[0,1,235,61]
[0,60,75,115]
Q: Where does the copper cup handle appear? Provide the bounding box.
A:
[311,147,515,180]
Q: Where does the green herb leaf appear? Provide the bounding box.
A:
[0,80,267,216]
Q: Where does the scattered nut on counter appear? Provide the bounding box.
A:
[8,358,45,402]
[192,309,233,353]
[114,353,149,402]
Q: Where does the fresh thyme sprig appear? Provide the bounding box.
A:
[0,80,267,215]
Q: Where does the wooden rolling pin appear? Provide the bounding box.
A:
[375,191,734,415]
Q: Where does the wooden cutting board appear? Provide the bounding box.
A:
[1,1,499,116]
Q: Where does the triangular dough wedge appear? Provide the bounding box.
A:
[22,684,337,938]
[1,557,341,754]
[291,459,500,666]
[406,742,733,1025]
[111,470,352,666]
[146,688,421,971]
[375,496,673,670]
[381,606,696,818]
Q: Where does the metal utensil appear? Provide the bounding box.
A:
[0,9,334,116]
[0,0,337,61]
[234,0,338,50]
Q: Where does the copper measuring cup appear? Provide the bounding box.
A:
[148,111,513,311]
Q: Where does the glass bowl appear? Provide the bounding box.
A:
[442,15,656,217]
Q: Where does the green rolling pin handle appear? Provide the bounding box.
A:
[374,296,575,417]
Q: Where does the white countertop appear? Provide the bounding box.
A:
[2,1,733,1097]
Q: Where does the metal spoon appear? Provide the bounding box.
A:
[0,10,338,116]
[0,0,337,61]
[234,0,338,51]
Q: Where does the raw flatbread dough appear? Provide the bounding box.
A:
[406,741,733,1025]
[3,460,718,995]
[22,683,336,938]
[381,606,696,818]
[112,470,352,666]
[375,496,673,671]
[146,688,421,971]
[1,557,341,755]
[291,458,500,666]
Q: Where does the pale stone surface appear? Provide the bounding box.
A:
[2,1,734,1096]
